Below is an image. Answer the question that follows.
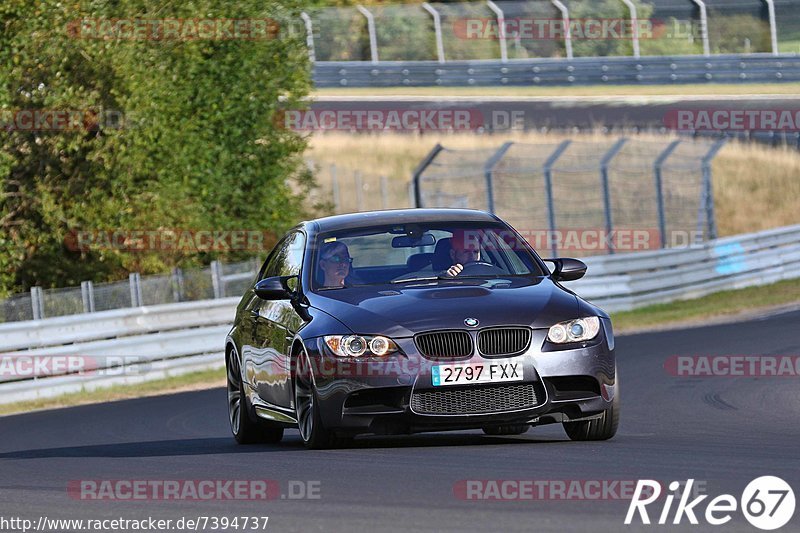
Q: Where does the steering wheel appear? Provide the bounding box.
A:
[457,261,505,276]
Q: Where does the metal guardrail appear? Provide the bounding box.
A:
[572,223,800,311]
[1,224,799,405]
[1,258,258,324]
[313,54,800,87]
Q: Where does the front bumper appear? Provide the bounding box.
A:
[307,326,616,436]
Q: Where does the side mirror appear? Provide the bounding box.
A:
[546,258,587,282]
[254,275,296,300]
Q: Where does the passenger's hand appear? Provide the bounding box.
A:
[445,263,464,277]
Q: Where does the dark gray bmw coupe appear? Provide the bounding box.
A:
[225,209,618,448]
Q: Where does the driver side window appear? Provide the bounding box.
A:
[260,232,305,283]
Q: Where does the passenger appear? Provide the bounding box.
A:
[318,241,355,287]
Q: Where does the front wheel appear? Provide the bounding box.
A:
[563,393,619,441]
[227,345,284,445]
[294,350,338,449]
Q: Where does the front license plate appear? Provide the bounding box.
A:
[431,361,523,387]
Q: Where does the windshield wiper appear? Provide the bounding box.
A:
[391,275,444,284]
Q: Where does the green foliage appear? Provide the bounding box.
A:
[0,0,315,296]
[708,13,771,54]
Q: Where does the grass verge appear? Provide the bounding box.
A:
[314,82,800,98]
[610,277,800,332]
[2,278,799,416]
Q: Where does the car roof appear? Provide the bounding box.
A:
[305,208,499,233]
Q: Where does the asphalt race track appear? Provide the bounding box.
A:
[1,308,798,532]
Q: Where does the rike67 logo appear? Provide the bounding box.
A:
[626,477,795,530]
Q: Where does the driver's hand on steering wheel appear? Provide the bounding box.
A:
[445,263,464,277]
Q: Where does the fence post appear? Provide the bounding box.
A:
[543,140,572,256]
[653,140,682,248]
[330,164,340,213]
[354,171,364,211]
[599,138,628,254]
[701,138,727,240]
[412,143,444,207]
[356,5,379,63]
[129,273,142,307]
[300,12,316,62]
[486,1,508,63]
[764,0,779,56]
[172,267,185,302]
[483,142,514,214]
[211,261,223,299]
[620,0,640,58]
[30,286,44,320]
[551,0,573,60]
[380,175,389,210]
[81,281,95,313]
[690,0,711,56]
[422,2,445,63]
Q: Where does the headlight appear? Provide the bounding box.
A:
[547,317,600,344]
[323,335,398,357]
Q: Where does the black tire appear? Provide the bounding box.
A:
[227,345,284,445]
[294,349,348,449]
[563,393,619,441]
[482,424,530,436]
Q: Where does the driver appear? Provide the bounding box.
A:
[444,229,481,277]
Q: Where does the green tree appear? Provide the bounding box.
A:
[0,0,315,296]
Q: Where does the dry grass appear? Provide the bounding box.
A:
[712,142,800,236]
[307,131,800,237]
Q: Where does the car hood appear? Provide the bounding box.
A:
[306,277,579,337]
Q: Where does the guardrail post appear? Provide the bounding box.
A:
[599,138,628,254]
[551,0,573,60]
[543,140,572,256]
[210,261,223,299]
[483,142,514,214]
[653,140,681,248]
[690,0,711,56]
[81,281,95,313]
[300,12,316,62]
[356,5,379,64]
[764,0,779,56]
[487,1,508,63]
[412,143,444,207]
[620,0,640,58]
[172,267,184,302]
[700,138,726,240]
[30,286,44,320]
[129,273,142,307]
[422,3,445,63]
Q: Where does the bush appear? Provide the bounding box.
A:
[0,0,316,295]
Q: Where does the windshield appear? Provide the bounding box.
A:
[311,222,545,290]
